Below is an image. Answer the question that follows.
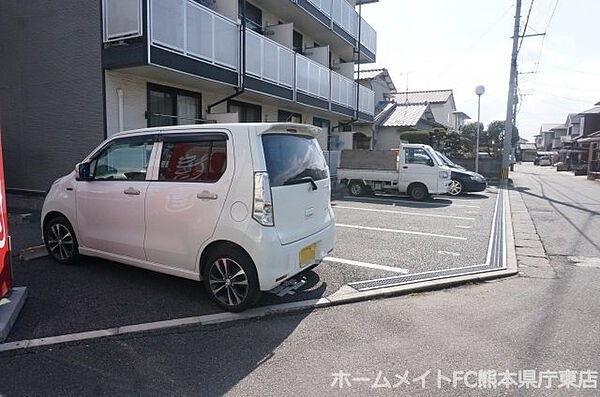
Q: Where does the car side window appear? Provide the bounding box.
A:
[159,138,227,183]
[404,148,432,165]
[92,138,154,181]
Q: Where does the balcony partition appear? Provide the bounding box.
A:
[331,71,356,109]
[245,30,294,88]
[150,0,238,70]
[102,0,143,42]
[296,54,331,100]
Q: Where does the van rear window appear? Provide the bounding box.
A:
[262,134,328,187]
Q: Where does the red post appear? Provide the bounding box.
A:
[0,128,11,299]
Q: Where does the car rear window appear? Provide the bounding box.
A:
[262,134,328,187]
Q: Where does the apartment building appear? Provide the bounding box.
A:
[0,0,377,191]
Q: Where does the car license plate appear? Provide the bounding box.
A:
[299,243,316,267]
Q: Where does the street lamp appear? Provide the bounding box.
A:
[474,85,485,173]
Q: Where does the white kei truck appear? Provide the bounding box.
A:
[337,144,452,201]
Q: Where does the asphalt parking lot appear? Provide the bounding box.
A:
[5,186,499,343]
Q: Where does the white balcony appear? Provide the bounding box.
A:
[149,0,239,70]
[307,0,332,18]
[102,0,376,120]
[359,18,377,55]
[358,84,375,115]
[331,71,356,109]
[296,54,331,100]
[332,0,358,38]
[245,30,294,88]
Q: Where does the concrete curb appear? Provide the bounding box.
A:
[0,287,28,343]
[0,187,519,353]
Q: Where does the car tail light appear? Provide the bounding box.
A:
[253,172,274,226]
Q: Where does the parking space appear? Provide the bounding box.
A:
[6,187,500,343]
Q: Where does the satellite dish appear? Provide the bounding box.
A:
[475,85,486,95]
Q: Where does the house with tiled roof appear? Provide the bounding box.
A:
[372,101,446,150]
[388,89,458,128]
[349,68,398,149]
[355,68,396,104]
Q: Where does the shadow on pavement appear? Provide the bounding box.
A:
[0,303,315,395]
[337,195,454,208]
[7,253,326,343]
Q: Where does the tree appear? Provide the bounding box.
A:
[485,121,520,159]
[459,122,484,138]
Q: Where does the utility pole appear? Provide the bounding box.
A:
[502,0,522,180]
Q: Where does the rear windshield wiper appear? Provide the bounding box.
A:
[284,176,318,191]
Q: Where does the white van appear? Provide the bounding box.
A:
[42,123,335,312]
[338,144,451,200]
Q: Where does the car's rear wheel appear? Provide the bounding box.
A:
[348,181,365,197]
[408,184,429,201]
[204,247,260,312]
[44,216,80,264]
[448,179,463,196]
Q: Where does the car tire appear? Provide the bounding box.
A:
[203,247,261,312]
[408,184,429,201]
[348,181,365,197]
[43,215,80,265]
[448,179,463,196]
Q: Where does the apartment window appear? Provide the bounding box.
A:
[278,110,302,123]
[239,0,262,32]
[228,100,262,122]
[147,84,202,127]
[293,30,303,53]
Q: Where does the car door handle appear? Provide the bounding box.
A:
[197,191,218,200]
[123,187,141,196]
[402,166,409,169]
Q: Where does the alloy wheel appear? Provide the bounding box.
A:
[448,180,462,196]
[208,258,249,307]
[47,223,75,261]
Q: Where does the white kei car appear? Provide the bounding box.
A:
[42,123,335,311]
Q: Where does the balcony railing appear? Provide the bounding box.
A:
[102,0,143,42]
[332,0,358,38]
[358,84,375,116]
[296,55,331,100]
[359,18,377,55]
[103,0,376,118]
[245,30,294,88]
[331,71,356,109]
[307,0,332,18]
[149,0,238,70]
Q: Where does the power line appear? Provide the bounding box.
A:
[435,3,513,76]
[518,0,535,54]
[539,62,600,76]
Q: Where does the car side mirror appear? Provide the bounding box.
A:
[76,162,91,180]
[428,159,435,167]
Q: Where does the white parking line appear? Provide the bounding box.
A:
[336,223,467,241]
[450,204,481,209]
[324,257,409,274]
[333,206,475,221]
[455,225,472,229]
[438,251,461,257]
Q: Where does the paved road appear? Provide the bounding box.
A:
[511,163,600,259]
[2,166,598,395]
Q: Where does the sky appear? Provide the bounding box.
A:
[360,0,600,141]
